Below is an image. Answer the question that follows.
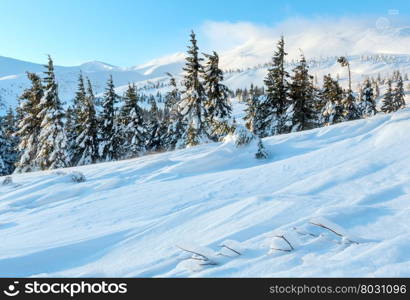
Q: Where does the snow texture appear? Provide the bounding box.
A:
[1,107,410,277]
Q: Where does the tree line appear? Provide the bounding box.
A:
[0,33,407,176]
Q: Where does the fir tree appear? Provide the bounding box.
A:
[36,55,70,170]
[98,75,120,161]
[146,100,164,152]
[256,36,289,136]
[65,106,76,161]
[178,31,208,147]
[393,76,406,110]
[14,72,43,173]
[255,138,268,159]
[2,107,19,172]
[341,91,360,121]
[163,75,185,150]
[320,74,345,126]
[120,83,147,158]
[0,118,16,175]
[72,73,87,135]
[359,79,377,118]
[285,54,316,132]
[381,80,395,113]
[75,78,99,165]
[202,51,232,140]
[164,73,180,111]
[244,85,259,134]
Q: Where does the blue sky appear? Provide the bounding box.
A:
[0,0,409,67]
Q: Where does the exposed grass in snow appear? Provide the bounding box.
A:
[1,109,410,277]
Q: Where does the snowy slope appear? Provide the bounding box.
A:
[2,50,410,114]
[1,107,410,277]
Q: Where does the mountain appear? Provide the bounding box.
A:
[131,52,186,77]
[0,56,146,112]
[78,61,120,72]
[2,25,410,113]
[1,107,409,277]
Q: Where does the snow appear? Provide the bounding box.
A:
[2,49,410,114]
[131,52,186,76]
[1,106,410,277]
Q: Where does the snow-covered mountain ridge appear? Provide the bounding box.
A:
[1,107,409,277]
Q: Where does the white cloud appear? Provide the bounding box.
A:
[199,17,410,69]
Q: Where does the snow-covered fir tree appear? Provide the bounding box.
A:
[36,56,70,170]
[98,75,121,161]
[284,54,316,132]
[0,120,15,176]
[64,105,77,162]
[255,138,269,159]
[164,73,180,112]
[146,99,166,152]
[393,76,406,111]
[244,85,260,134]
[178,31,208,147]
[64,73,86,164]
[202,51,232,141]
[320,74,345,126]
[341,91,360,121]
[120,83,147,158]
[74,77,99,165]
[359,79,377,118]
[373,80,380,98]
[14,72,43,173]
[72,73,87,137]
[381,80,395,113]
[0,107,19,175]
[256,36,289,137]
[163,75,185,150]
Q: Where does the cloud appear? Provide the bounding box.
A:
[200,21,275,51]
[199,16,410,69]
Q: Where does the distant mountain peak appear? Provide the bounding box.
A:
[79,61,119,72]
[131,52,186,76]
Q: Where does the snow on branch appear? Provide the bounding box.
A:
[270,235,294,252]
[176,245,218,266]
[309,221,359,244]
[219,244,241,256]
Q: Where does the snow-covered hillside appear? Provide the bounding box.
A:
[2,52,410,114]
[1,108,410,277]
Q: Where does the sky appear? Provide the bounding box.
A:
[0,0,409,67]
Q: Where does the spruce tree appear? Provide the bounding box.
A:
[256,36,289,136]
[14,72,43,173]
[320,74,345,126]
[2,107,19,174]
[72,72,87,136]
[75,77,99,165]
[146,100,164,152]
[341,91,360,121]
[381,80,395,113]
[120,83,146,158]
[0,126,9,176]
[255,138,268,159]
[244,85,259,134]
[393,76,406,110]
[164,75,185,150]
[165,73,180,111]
[36,55,70,170]
[285,54,316,132]
[359,79,377,118]
[202,51,232,140]
[65,105,76,162]
[178,31,208,147]
[0,119,16,176]
[98,75,120,161]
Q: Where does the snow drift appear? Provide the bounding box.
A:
[1,107,410,277]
